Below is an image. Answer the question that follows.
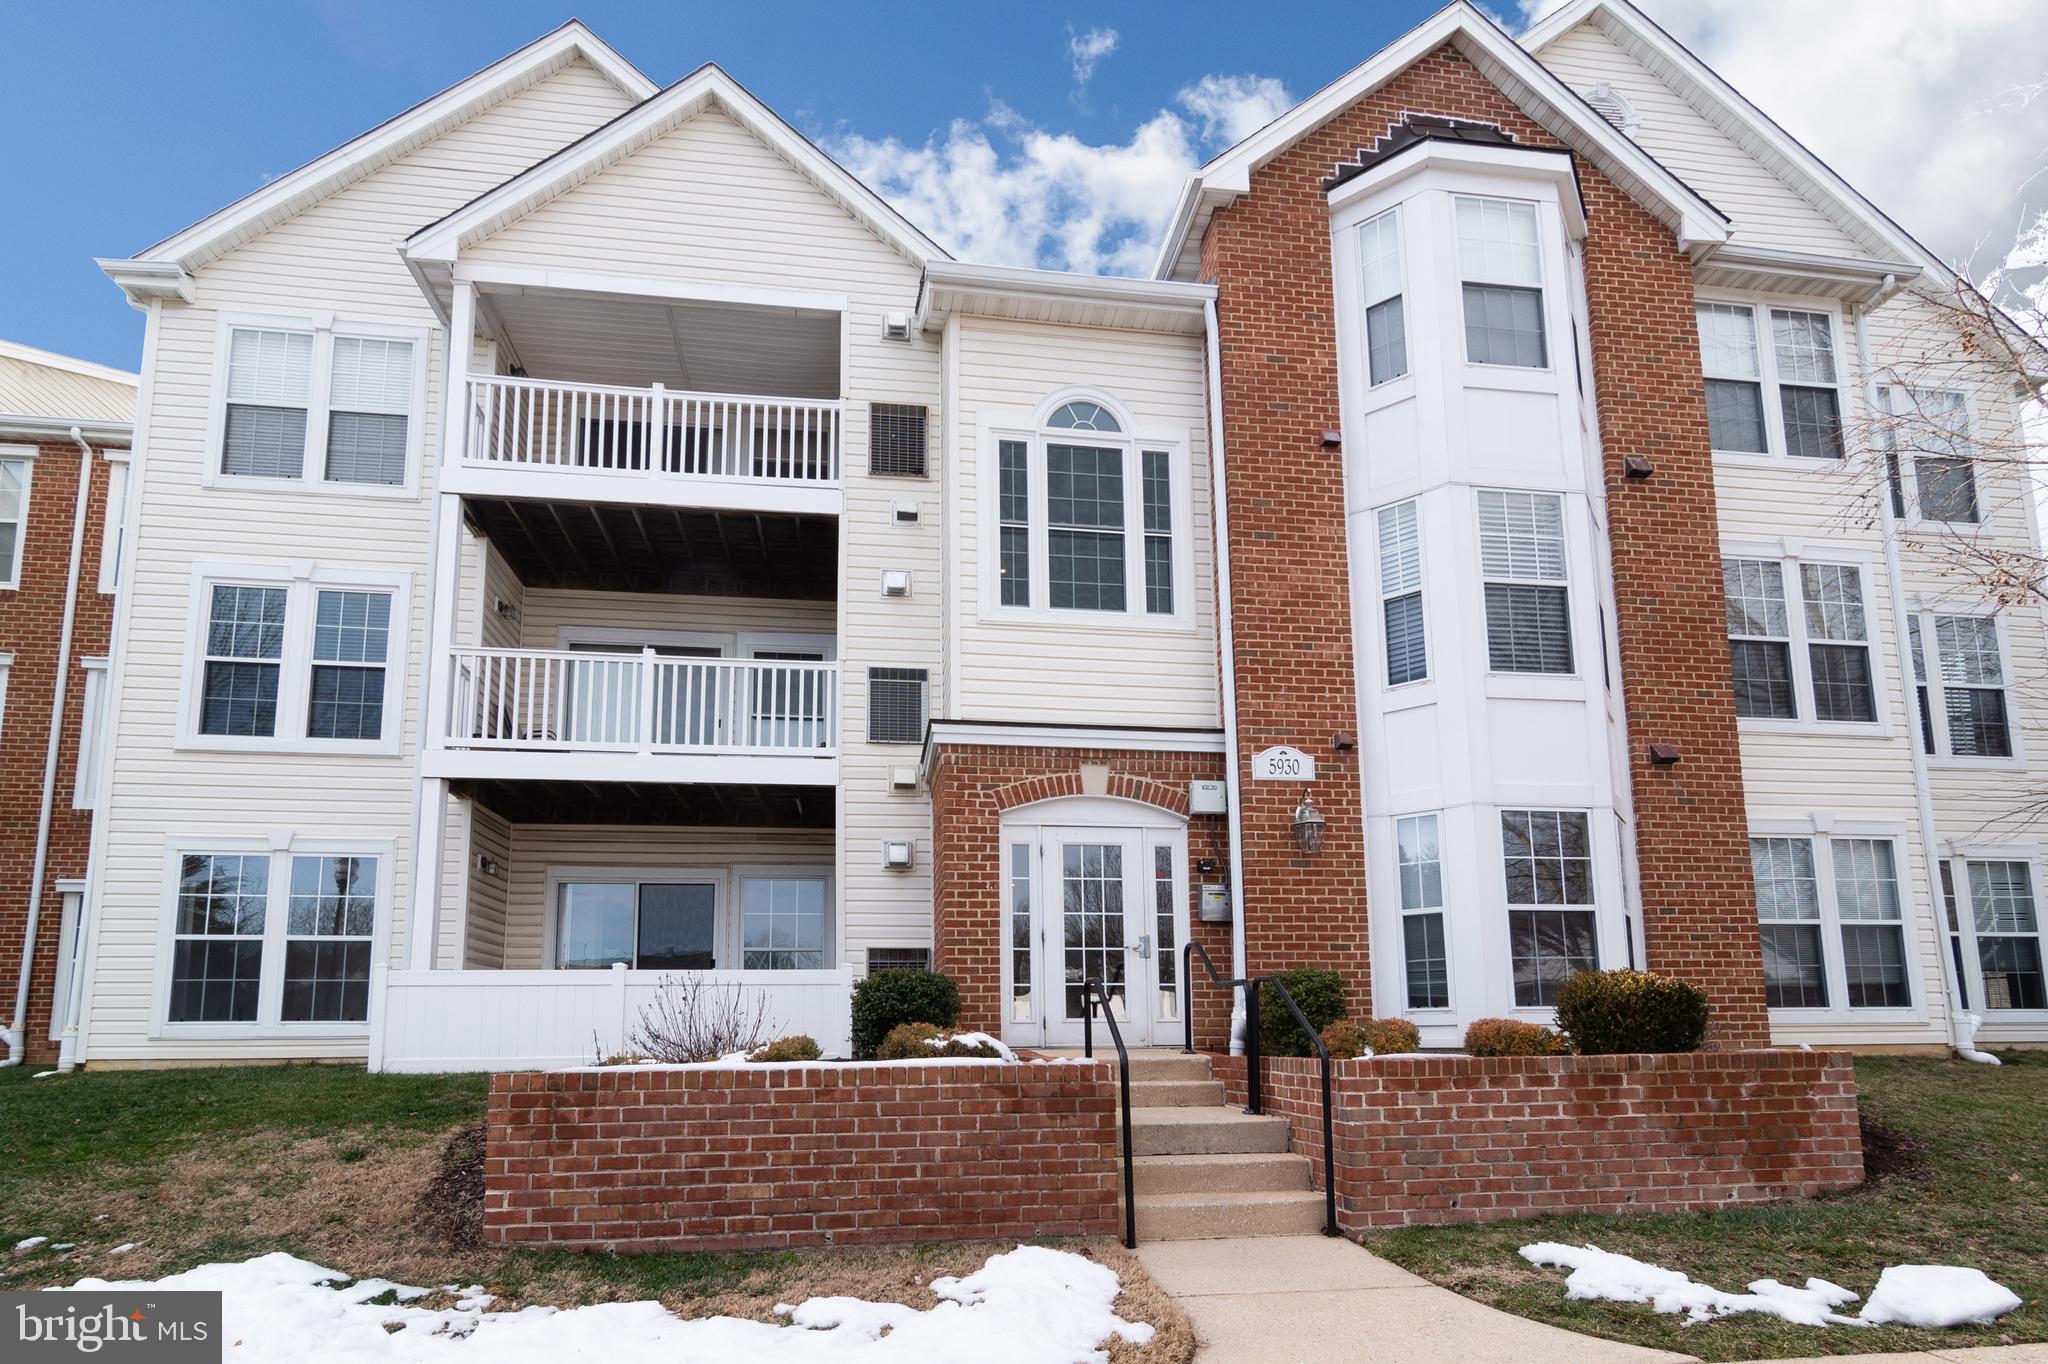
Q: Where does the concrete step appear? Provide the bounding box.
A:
[1127,1078,1228,1108]
[1129,1105,1292,1156]
[1134,1189,1330,1241]
[1117,1052,1215,1082]
[1133,1151,1315,1195]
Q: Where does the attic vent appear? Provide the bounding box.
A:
[870,402,929,478]
[1581,83,1639,137]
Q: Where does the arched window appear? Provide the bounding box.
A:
[990,394,1183,621]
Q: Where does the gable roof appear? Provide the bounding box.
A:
[1151,0,1729,281]
[1520,0,1932,276]
[99,21,657,306]
[403,63,949,272]
[0,339,136,442]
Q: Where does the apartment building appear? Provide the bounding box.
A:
[73,1,2042,1069]
[0,340,132,1068]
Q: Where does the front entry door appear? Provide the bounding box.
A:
[1006,823,1186,1050]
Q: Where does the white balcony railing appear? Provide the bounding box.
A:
[443,647,838,757]
[464,374,841,487]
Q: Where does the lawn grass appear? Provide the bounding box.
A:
[0,1063,1190,1362]
[1367,1050,2048,1361]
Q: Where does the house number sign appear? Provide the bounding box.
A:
[1251,746,1316,781]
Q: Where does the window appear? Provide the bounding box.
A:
[1723,559,1795,719]
[73,658,109,811]
[1478,490,1571,674]
[0,454,31,589]
[740,876,829,970]
[1457,197,1546,368]
[1358,208,1408,384]
[1907,616,1936,753]
[184,565,406,751]
[870,403,929,478]
[1377,502,1426,686]
[98,455,129,594]
[1397,814,1448,1010]
[1925,615,2012,758]
[1748,835,1911,1013]
[557,881,716,970]
[1965,861,2045,1010]
[1009,841,1033,1022]
[214,320,421,490]
[1879,388,1978,523]
[1694,302,1842,458]
[1501,810,1596,1006]
[1801,564,1875,722]
[164,846,381,1030]
[867,667,928,744]
[990,397,1186,622]
[1154,844,1180,1022]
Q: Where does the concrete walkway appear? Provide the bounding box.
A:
[1134,1234,2048,1364]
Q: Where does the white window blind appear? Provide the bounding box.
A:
[1377,501,1425,686]
[223,329,314,479]
[325,337,412,486]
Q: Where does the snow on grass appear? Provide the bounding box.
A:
[1860,1265,2024,1328]
[13,1237,47,1253]
[54,1245,1153,1362]
[1520,1243,2021,1330]
[927,1032,1018,1061]
[108,1244,136,1256]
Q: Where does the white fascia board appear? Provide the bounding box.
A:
[1151,0,1726,280]
[0,414,134,446]
[921,260,1214,331]
[406,65,948,271]
[0,340,137,388]
[1524,0,1932,272]
[111,22,656,288]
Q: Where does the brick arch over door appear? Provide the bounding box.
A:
[990,773,1192,819]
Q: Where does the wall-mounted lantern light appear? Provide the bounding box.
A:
[1292,791,1326,855]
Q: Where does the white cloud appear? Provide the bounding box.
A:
[827,75,1293,275]
[1521,0,2048,279]
[1068,26,1119,86]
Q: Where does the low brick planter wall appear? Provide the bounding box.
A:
[1217,1049,1861,1229]
[484,1060,1122,1252]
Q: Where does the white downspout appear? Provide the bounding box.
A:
[1853,294,1993,1064]
[1203,298,1249,1054]
[3,427,95,1068]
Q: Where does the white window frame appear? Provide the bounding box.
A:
[97,450,130,595]
[1454,194,1550,372]
[151,835,392,1039]
[1499,807,1601,1010]
[1943,848,2048,1019]
[541,863,835,971]
[50,882,86,1042]
[1749,824,1921,1022]
[176,560,411,755]
[1395,812,1452,1014]
[1695,292,1847,464]
[1908,607,2022,769]
[1376,499,1429,689]
[1476,488,1575,677]
[73,656,109,810]
[1877,386,1982,528]
[0,651,11,747]
[203,311,429,499]
[0,444,36,590]
[1357,206,1409,387]
[979,390,1196,631]
[1720,543,1889,737]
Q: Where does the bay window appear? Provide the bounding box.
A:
[1478,490,1572,674]
[1694,301,1843,459]
[1456,196,1546,368]
[1397,814,1448,1010]
[1358,207,1408,384]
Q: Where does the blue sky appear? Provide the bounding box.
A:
[5,1,2041,373]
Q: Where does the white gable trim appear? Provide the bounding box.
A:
[1521,0,1932,275]
[98,22,657,304]
[1150,0,1728,280]
[0,340,138,389]
[404,64,948,271]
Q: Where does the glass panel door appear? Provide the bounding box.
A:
[1044,827,1152,1046]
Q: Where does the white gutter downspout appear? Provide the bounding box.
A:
[1853,291,1994,1065]
[3,427,95,1068]
[1203,298,1249,1055]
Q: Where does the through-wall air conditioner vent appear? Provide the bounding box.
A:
[881,311,912,342]
[1581,82,1639,138]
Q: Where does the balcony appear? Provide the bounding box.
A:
[425,647,839,786]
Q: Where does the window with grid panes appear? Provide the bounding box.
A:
[1751,837,1826,1008]
[1934,616,2011,757]
[1723,559,1795,718]
[1398,814,1448,1010]
[1832,839,1910,1008]
[1800,563,1874,722]
[1501,810,1596,1006]
[1968,861,2045,1010]
[200,585,287,737]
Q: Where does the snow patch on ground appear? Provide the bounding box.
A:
[13,1237,47,1253]
[54,1245,1152,1362]
[1520,1243,2021,1330]
[927,1031,1018,1061]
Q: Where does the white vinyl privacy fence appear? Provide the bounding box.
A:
[367,964,855,1072]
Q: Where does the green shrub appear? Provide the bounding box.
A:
[874,1023,1005,1060]
[851,968,960,1059]
[1553,969,1710,1055]
[748,1034,823,1063]
[1321,1017,1420,1059]
[1257,969,1347,1057]
[1463,1017,1566,1057]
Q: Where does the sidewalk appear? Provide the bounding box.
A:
[1135,1234,2048,1364]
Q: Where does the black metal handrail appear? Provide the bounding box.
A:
[1180,941,1339,1238]
[1079,978,1137,1250]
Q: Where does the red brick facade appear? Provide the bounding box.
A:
[1218,1050,1861,1229]
[483,1060,1121,1251]
[927,741,1232,1049]
[0,436,115,1065]
[1196,43,1767,1040]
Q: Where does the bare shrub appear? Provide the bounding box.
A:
[624,975,779,1064]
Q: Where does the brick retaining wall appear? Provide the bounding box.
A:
[483,1060,1122,1251]
[1217,1050,1861,1229]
